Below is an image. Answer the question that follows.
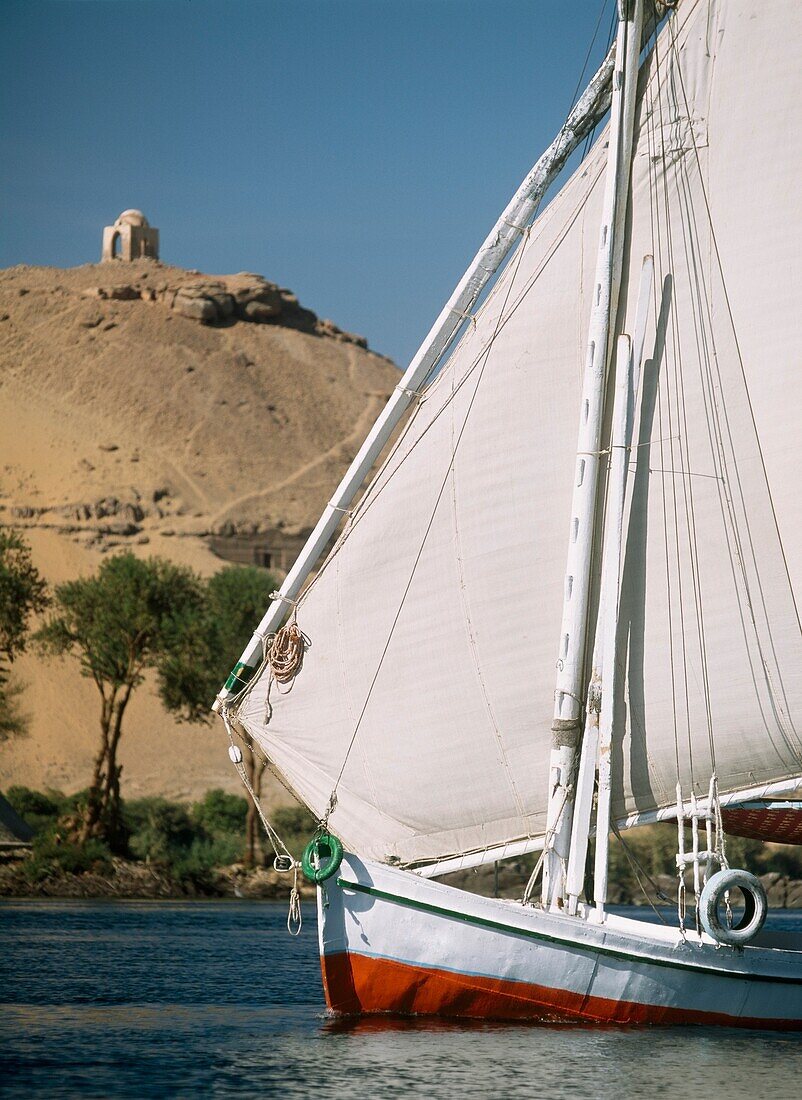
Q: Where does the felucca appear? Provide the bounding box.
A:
[215,0,802,1027]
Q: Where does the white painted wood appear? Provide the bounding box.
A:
[414,835,546,880]
[322,854,802,1026]
[543,0,644,908]
[593,335,633,918]
[565,256,653,915]
[564,678,600,913]
[413,778,802,880]
[623,774,802,830]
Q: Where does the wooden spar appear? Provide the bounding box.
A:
[542,0,644,909]
[213,6,666,711]
[593,334,633,918]
[565,255,653,916]
[414,778,802,880]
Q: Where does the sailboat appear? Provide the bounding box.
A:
[216,0,802,1027]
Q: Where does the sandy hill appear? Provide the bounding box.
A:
[0,260,399,804]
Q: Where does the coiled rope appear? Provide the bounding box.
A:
[261,612,310,722]
[267,620,308,686]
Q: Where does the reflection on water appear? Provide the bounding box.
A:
[1,900,801,1098]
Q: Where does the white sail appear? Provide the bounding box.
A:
[235,0,802,866]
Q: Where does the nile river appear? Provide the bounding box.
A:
[1,901,801,1098]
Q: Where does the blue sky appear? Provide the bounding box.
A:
[1,0,615,365]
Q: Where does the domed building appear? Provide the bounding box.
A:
[101,209,159,262]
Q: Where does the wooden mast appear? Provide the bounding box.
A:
[565,256,653,917]
[542,0,644,909]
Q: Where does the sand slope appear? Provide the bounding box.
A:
[0,262,399,802]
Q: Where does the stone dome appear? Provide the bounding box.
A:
[115,209,149,228]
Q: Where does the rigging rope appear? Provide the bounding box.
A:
[645,70,683,789]
[664,12,802,761]
[221,708,304,936]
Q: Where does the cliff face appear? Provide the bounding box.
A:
[0,260,399,801]
[0,260,397,542]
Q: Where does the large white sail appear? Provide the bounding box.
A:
[235,0,802,866]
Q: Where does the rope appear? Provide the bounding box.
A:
[221,708,307,936]
[287,863,303,937]
[266,621,308,686]
[522,782,573,906]
[222,709,294,864]
[611,822,671,924]
[263,619,310,721]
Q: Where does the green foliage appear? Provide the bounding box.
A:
[5,785,62,834]
[22,835,113,883]
[0,678,29,742]
[768,844,802,878]
[34,553,209,849]
[273,803,318,858]
[0,530,49,663]
[35,553,205,692]
[126,798,196,863]
[9,786,318,887]
[0,530,48,736]
[6,785,61,819]
[168,836,243,885]
[191,788,247,835]
[158,565,277,721]
[124,791,248,877]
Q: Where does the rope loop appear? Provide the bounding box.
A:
[287,863,303,936]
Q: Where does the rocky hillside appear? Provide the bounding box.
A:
[0,260,399,801]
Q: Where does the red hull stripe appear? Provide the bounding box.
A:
[321,951,802,1029]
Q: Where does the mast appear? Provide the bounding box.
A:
[565,257,653,917]
[542,0,643,909]
[213,29,635,712]
[592,334,634,917]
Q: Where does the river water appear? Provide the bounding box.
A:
[1,900,800,1098]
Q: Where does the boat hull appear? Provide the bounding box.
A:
[317,856,802,1028]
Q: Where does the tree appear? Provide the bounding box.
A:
[35,553,206,851]
[161,565,277,865]
[0,530,48,738]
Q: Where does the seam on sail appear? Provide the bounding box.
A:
[448,354,531,833]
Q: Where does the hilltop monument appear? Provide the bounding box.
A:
[102,209,159,262]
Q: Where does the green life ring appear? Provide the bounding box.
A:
[301,832,343,884]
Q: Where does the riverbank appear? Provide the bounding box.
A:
[2,853,802,905]
[0,856,317,900]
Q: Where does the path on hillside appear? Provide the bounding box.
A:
[209,347,389,527]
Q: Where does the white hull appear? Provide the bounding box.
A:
[317,856,802,1028]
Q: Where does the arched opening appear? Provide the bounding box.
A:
[111,232,122,259]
